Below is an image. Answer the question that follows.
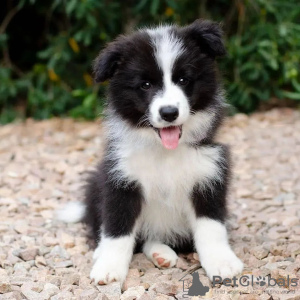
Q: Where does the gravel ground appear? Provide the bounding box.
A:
[0,108,300,300]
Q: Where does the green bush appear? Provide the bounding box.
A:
[222,0,300,112]
[0,0,300,123]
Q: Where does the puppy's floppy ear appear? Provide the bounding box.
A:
[183,19,226,58]
[93,37,125,83]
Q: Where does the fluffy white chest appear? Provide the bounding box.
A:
[124,144,221,199]
[115,143,222,243]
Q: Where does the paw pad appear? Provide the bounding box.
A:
[153,253,171,268]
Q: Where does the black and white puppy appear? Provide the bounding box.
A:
[58,19,243,285]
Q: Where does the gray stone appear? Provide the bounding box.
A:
[79,289,98,300]
[251,246,269,260]
[19,248,38,261]
[0,276,11,293]
[120,286,145,300]
[41,283,60,298]
[149,281,178,295]
[50,291,74,300]
[49,246,70,259]
[96,282,122,300]
[54,260,73,268]
[21,283,42,300]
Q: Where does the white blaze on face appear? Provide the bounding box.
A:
[146,27,191,149]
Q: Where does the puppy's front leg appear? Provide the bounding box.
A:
[90,180,142,285]
[191,145,243,280]
[193,218,243,280]
[91,233,136,285]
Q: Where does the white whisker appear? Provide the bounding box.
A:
[137,114,151,128]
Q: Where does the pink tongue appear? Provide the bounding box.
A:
[159,126,180,150]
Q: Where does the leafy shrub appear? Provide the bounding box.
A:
[0,0,299,123]
[222,0,300,112]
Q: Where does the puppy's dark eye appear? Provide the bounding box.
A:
[141,81,151,90]
[178,77,189,86]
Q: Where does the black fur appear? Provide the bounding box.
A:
[180,19,226,58]
[84,19,229,255]
[94,32,163,126]
[84,159,143,242]
[191,144,230,222]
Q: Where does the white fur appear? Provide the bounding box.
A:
[135,142,222,244]
[191,218,243,280]
[146,27,190,128]
[146,26,184,74]
[149,84,190,128]
[104,111,224,245]
[143,241,178,268]
[56,201,85,223]
[182,108,217,144]
[90,234,135,284]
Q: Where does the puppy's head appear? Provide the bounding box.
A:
[94,19,226,149]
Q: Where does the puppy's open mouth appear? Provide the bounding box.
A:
[154,126,182,150]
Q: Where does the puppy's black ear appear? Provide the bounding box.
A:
[183,19,226,58]
[93,37,125,82]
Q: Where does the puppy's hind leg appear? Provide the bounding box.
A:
[143,241,178,268]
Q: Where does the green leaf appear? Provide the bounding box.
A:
[166,0,179,10]
[66,0,77,15]
[83,93,96,108]
[281,90,300,100]
[291,78,300,92]
[134,0,149,12]
[72,89,87,97]
[150,0,160,16]
[17,0,27,9]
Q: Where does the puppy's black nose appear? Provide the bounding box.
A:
[159,106,179,122]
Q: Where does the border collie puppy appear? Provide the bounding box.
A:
[58,19,243,285]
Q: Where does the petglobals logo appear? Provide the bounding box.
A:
[212,275,299,288]
[179,272,210,298]
[179,271,299,298]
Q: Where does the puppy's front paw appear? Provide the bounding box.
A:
[90,257,128,285]
[201,247,243,280]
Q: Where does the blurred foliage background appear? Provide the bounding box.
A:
[0,0,300,123]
